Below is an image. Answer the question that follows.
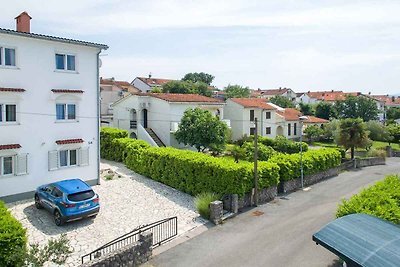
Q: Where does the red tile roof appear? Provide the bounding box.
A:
[100,78,132,87]
[231,98,277,110]
[307,91,360,101]
[134,93,223,103]
[304,116,329,123]
[370,95,400,106]
[138,77,175,87]
[277,108,302,121]
[51,89,84,93]
[56,139,84,145]
[0,144,21,150]
[252,88,290,96]
[0,87,25,92]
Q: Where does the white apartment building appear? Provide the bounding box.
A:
[0,12,107,202]
[112,93,227,148]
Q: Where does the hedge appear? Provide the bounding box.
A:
[269,148,341,181]
[100,127,129,159]
[258,136,309,154]
[0,201,27,267]
[336,175,400,224]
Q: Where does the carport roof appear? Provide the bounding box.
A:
[312,213,400,267]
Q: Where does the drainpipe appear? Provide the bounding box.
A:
[96,51,101,185]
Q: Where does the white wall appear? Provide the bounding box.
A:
[0,33,101,199]
[131,78,150,93]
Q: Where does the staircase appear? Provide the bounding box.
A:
[145,128,166,147]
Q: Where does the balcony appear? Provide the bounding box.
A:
[130,120,137,129]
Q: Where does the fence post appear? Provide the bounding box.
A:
[231,194,239,214]
[209,200,223,225]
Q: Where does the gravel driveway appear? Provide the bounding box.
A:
[8,159,206,266]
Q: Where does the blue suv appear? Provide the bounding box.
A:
[34,179,100,226]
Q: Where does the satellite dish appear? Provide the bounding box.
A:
[98,58,102,68]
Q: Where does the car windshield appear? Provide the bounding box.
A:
[67,190,95,202]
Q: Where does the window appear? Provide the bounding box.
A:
[265,112,271,119]
[0,104,17,123]
[1,156,13,176]
[51,187,63,198]
[55,53,76,71]
[250,110,255,121]
[266,127,271,134]
[294,123,297,135]
[0,47,16,66]
[56,104,76,121]
[59,149,78,167]
[250,127,256,135]
[288,123,291,136]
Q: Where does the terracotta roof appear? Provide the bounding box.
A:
[100,78,132,87]
[370,95,400,106]
[0,144,21,150]
[0,87,25,92]
[148,93,223,103]
[231,98,276,110]
[307,91,360,101]
[55,139,84,145]
[254,88,290,96]
[277,108,302,121]
[137,77,175,87]
[304,116,329,123]
[52,89,84,93]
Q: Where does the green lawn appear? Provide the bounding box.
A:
[312,140,400,151]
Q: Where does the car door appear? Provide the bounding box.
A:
[40,185,54,211]
[48,187,63,212]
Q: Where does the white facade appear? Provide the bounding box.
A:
[112,94,226,148]
[0,30,106,201]
[131,77,152,93]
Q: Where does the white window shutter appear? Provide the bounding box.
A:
[15,154,28,176]
[48,150,59,171]
[79,147,89,166]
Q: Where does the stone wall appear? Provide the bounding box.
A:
[223,186,277,212]
[393,151,400,157]
[355,157,385,167]
[81,232,153,267]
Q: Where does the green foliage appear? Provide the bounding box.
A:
[269,95,295,108]
[304,125,324,143]
[387,123,400,145]
[298,102,314,115]
[182,72,215,85]
[25,234,72,267]
[241,142,276,161]
[194,192,219,219]
[175,108,228,152]
[150,87,162,93]
[337,118,371,159]
[162,80,211,96]
[224,84,250,98]
[269,148,342,182]
[365,121,392,142]
[100,127,129,159]
[336,175,400,224]
[366,148,386,158]
[334,95,379,122]
[323,119,340,141]
[315,102,336,120]
[387,107,400,121]
[0,201,27,267]
[258,136,309,154]
[227,145,246,163]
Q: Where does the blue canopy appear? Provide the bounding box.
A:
[313,214,400,267]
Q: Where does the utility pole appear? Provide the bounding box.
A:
[253,117,258,206]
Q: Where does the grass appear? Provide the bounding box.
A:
[194,192,220,219]
[104,174,114,180]
[313,140,400,152]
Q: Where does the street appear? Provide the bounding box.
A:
[146,158,400,267]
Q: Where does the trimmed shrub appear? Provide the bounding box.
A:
[100,127,129,159]
[269,148,341,181]
[366,148,386,158]
[0,201,27,267]
[242,142,276,161]
[194,192,220,219]
[336,175,400,224]
[258,136,308,154]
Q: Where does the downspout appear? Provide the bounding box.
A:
[96,50,101,185]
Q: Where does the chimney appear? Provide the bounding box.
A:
[148,72,152,78]
[15,11,32,33]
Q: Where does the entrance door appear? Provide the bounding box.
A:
[143,109,148,128]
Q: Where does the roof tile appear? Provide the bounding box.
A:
[231,98,276,110]
[55,139,84,145]
[0,144,21,150]
[51,89,84,93]
[0,87,25,92]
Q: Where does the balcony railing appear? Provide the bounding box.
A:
[130,120,137,129]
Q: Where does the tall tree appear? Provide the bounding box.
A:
[335,95,378,122]
[304,125,324,143]
[315,102,336,120]
[337,118,371,159]
[182,72,215,85]
[365,121,392,142]
[387,124,400,145]
[175,108,228,152]
[224,84,250,98]
[387,107,400,121]
[162,80,211,96]
[269,95,295,108]
[298,102,314,115]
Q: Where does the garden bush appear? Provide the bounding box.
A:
[100,127,129,159]
[242,142,276,161]
[269,148,341,181]
[0,201,27,267]
[194,192,220,219]
[258,136,308,154]
[336,175,400,224]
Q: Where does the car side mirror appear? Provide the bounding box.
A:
[41,187,47,191]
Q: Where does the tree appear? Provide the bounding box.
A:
[387,124,400,145]
[323,119,340,141]
[175,108,228,152]
[337,118,371,159]
[335,95,379,122]
[298,102,314,115]
[162,80,211,96]
[315,102,336,120]
[387,107,400,121]
[304,125,324,143]
[365,121,392,142]
[182,72,215,85]
[269,95,295,108]
[224,84,250,98]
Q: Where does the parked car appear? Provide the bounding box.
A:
[34,178,100,226]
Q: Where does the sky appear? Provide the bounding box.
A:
[1,0,400,94]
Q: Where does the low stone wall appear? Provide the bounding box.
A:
[223,186,277,212]
[355,157,385,167]
[81,232,153,267]
[392,151,400,157]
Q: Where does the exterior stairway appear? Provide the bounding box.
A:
[145,128,166,147]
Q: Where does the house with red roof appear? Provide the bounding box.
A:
[131,75,175,93]
[251,87,297,101]
[111,93,227,148]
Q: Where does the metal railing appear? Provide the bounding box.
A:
[130,120,137,129]
[81,216,177,264]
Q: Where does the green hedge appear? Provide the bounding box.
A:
[336,175,400,224]
[100,127,129,159]
[269,148,341,181]
[0,201,27,267]
[258,136,309,154]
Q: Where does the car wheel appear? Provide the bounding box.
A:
[34,194,42,209]
[54,210,64,226]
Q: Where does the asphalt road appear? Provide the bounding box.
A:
[146,158,400,267]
